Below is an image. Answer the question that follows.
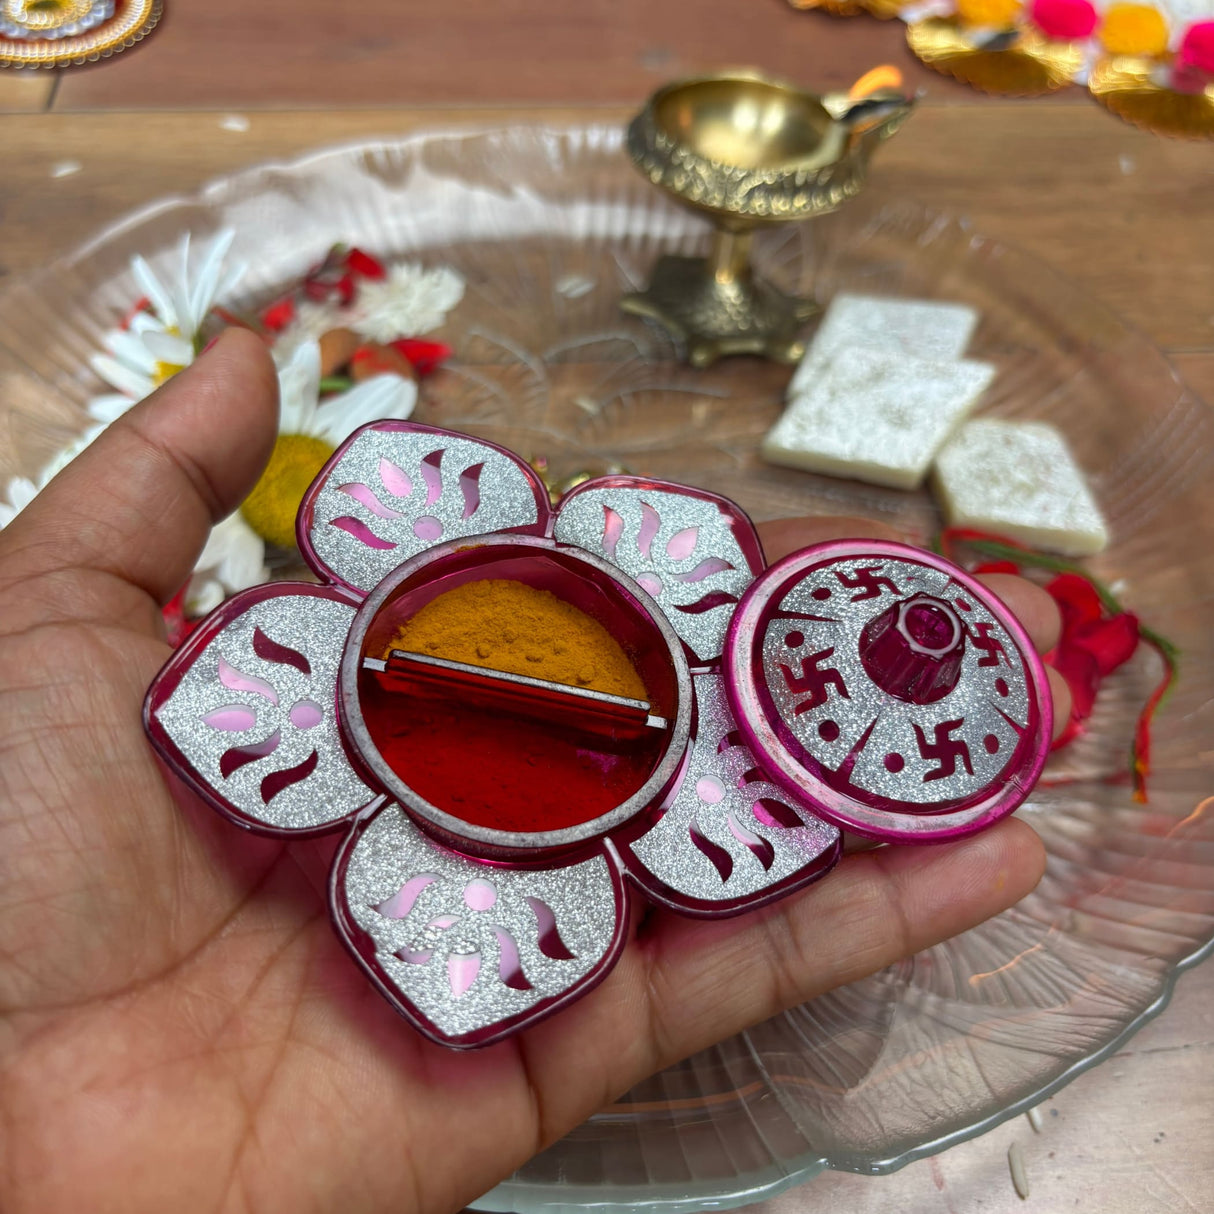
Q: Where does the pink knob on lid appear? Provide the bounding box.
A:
[860,593,965,705]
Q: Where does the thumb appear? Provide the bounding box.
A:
[0,329,278,638]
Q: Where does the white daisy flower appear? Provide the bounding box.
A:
[198,340,417,602]
[350,262,465,344]
[275,339,418,444]
[87,229,246,424]
[0,423,107,529]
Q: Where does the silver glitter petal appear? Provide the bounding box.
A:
[304,423,548,594]
[626,674,839,908]
[553,481,761,664]
[337,804,623,1042]
[762,556,1028,806]
[153,587,377,832]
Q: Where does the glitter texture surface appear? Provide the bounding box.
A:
[788,293,979,397]
[340,804,621,1039]
[155,591,377,830]
[553,483,760,664]
[933,419,1109,557]
[763,347,995,491]
[762,556,1028,806]
[306,426,544,593]
[628,675,838,904]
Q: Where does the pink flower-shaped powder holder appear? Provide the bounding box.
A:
[144,422,1051,1048]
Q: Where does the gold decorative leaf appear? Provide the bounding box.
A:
[1089,56,1214,139]
[906,19,1085,95]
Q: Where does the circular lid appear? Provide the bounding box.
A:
[722,540,1052,843]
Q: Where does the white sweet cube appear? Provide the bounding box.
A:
[762,346,995,491]
[933,419,1109,557]
[790,294,979,395]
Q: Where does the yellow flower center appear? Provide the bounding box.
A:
[1099,3,1169,55]
[956,0,1022,26]
[152,328,188,386]
[240,434,336,549]
[154,361,186,386]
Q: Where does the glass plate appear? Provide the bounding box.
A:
[2,126,1212,1214]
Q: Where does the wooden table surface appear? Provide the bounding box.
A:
[1,2,1212,1210]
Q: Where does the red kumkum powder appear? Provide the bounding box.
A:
[361,579,665,833]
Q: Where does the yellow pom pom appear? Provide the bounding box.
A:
[1099,3,1169,55]
[956,0,1022,26]
[240,433,335,549]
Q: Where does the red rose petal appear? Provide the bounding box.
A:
[260,296,296,332]
[390,338,453,377]
[347,247,387,280]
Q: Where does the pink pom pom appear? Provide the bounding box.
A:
[1178,21,1214,76]
[1029,0,1098,39]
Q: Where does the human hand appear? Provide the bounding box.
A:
[0,331,1069,1214]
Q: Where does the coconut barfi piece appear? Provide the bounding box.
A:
[790,294,979,395]
[762,346,995,491]
[933,419,1108,557]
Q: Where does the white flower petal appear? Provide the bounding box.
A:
[131,254,179,331]
[0,424,103,529]
[187,229,237,333]
[277,340,323,436]
[169,233,196,341]
[142,331,195,367]
[185,574,225,616]
[102,326,159,374]
[42,425,107,481]
[88,393,137,424]
[0,476,38,528]
[194,512,268,599]
[129,310,165,337]
[311,373,416,445]
[214,261,248,306]
[90,353,155,400]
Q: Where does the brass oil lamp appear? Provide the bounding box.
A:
[622,69,915,366]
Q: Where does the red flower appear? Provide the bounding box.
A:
[1030,0,1098,39]
[390,338,453,378]
[1045,573,1140,747]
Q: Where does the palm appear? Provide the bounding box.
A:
[0,333,1060,1214]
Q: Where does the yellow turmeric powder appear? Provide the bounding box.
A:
[386,579,646,700]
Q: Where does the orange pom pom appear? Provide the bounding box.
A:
[1099,3,1169,55]
[956,0,1022,27]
